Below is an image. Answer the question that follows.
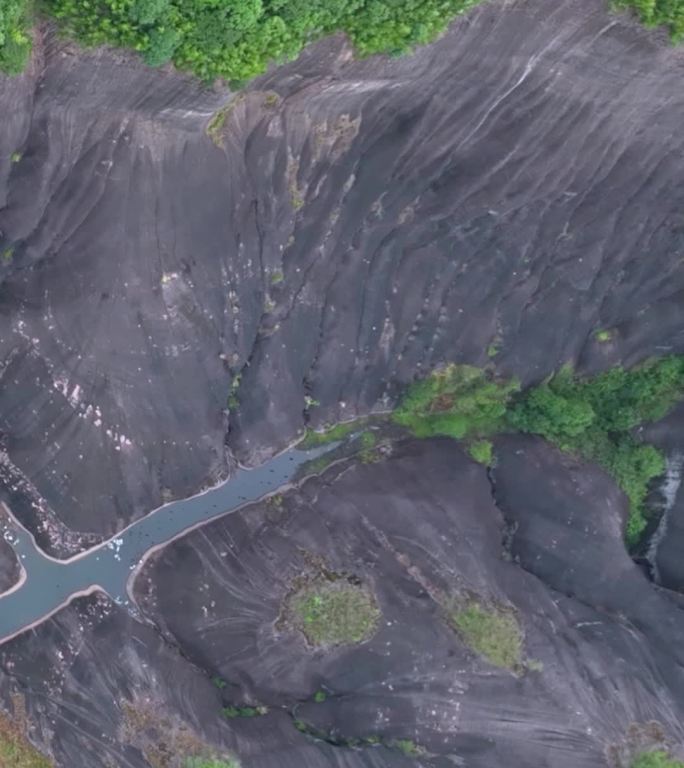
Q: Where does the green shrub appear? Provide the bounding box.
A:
[221,705,266,718]
[393,364,519,439]
[390,739,424,756]
[631,751,684,768]
[468,439,493,466]
[451,600,522,669]
[595,328,614,343]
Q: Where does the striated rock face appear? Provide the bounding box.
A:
[1,0,684,766]
[0,0,683,549]
[2,439,684,767]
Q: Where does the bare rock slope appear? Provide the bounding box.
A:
[1,0,684,766]
[0,0,683,549]
[3,439,684,766]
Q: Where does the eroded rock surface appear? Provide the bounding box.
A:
[1,0,684,765]
[0,591,418,768]
[0,0,683,550]
[128,439,684,767]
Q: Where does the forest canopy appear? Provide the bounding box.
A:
[0,0,482,82]
[0,0,683,83]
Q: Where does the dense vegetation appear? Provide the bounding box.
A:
[0,0,482,82]
[2,0,683,81]
[631,751,684,768]
[0,0,31,74]
[393,364,518,439]
[393,357,684,546]
[615,0,684,41]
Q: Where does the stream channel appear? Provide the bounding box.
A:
[0,441,337,644]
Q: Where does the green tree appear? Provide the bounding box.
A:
[129,0,170,26]
[0,0,31,75]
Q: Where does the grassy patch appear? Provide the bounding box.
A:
[451,600,522,670]
[393,364,519,440]
[468,439,493,466]
[0,713,51,768]
[1,247,14,264]
[300,420,364,448]
[631,752,684,768]
[287,578,381,647]
[313,691,327,703]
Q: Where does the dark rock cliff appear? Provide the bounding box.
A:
[2,439,684,766]
[1,0,683,552]
[1,0,684,765]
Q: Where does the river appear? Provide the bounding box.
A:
[0,441,337,645]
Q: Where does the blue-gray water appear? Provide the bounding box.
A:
[0,442,335,644]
